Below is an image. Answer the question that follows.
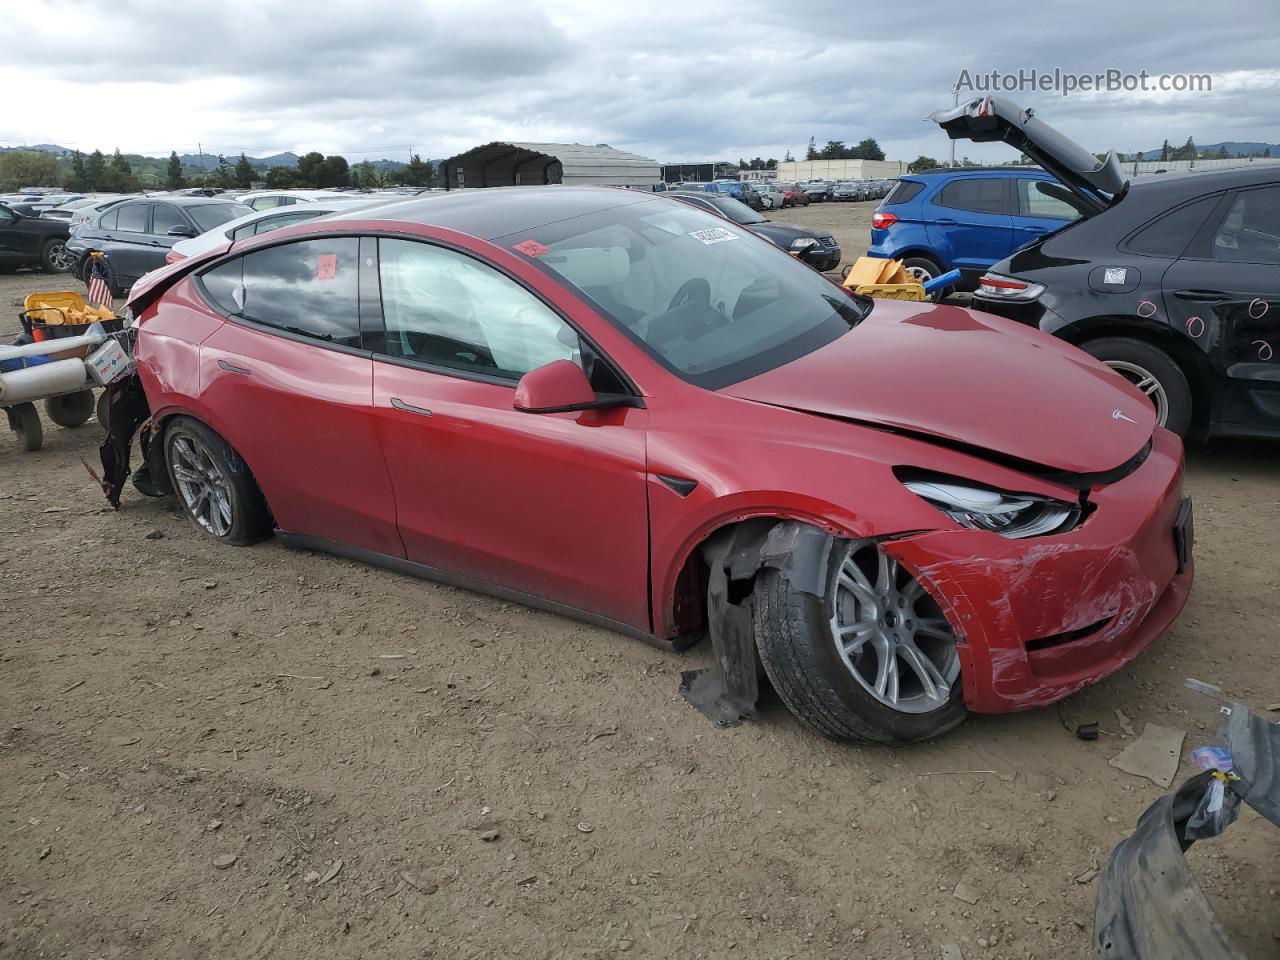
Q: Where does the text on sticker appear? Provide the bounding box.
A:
[316,254,337,281]
[688,227,738,245]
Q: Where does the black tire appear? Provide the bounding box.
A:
[1080,337,1193,437]
[163,417,271,546]
[40,238,73,274]
[45,391,94,428]
[754,539,967,744]
[95,390,110,430]
[8,402,43,452]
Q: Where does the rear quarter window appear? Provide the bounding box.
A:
[1123,195,1221,258]
[883,180,925,205]
[937,178,1007,215]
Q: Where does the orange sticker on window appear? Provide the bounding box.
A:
[316,253,337,280]
[513,239,549,257]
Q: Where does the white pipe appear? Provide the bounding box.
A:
[0,358,91,404]
[0,331,106,362]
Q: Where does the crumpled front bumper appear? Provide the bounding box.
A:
[884,428,1191,713]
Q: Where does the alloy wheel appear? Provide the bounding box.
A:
[170,434,234,536]
[1103,360,1168,427]
[47,242,73,272]
[904,264,935,283]
[830,542,960,714]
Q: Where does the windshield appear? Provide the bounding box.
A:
[504,198,869,389]
[189,202,253,232]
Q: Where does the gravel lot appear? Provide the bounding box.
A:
[2,207,1278,959]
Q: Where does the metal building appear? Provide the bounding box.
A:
[442,142,660,190]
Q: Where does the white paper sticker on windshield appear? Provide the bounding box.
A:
[688,227,738,245]
[1103,267,1127,284]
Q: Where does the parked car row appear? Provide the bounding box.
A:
[889,94,1280,443]
[795,179,894,203]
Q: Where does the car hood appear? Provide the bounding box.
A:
[928,95,1127,216]
[721,300,1155,478]
[747,222,832,246]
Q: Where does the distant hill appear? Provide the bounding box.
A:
[0,143,405,173]
[1136,141,1278,160]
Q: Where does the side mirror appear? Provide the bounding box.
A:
[513,360,636,415]
[167,225,197,238]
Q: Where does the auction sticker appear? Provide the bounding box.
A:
[316,253,337,281]
[513,239,550,257]
[688,227,738,245]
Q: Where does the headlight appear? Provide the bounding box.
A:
[790,237,819,251]
[903,478,1081,539]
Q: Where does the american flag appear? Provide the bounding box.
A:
[86,255,113,308]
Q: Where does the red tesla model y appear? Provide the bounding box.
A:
[111,186,1193,743]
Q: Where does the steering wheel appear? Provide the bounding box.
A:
[668,277,712,312]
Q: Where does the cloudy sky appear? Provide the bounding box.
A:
[2,0,1278,165]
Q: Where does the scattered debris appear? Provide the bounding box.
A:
[111,735,141,747]
[585,724,619,744]
[61,680,84,694]
[941,945,964,960]
[516,874,538,886]
[304,870,322,884]
[38,846,50,860]
[479,829,500,842]
[400,871,437,895]
[212,853,238,870]
[206,819,222,832]
[919,770,998,777]
[576,822,595,834]
[1115,709,1137,738]
[1076,722,1100,741]
[1074,866,1099,884]
[43,506,69,513]
[952,880,981,905]
[202,580,217,590]
[1109,723,1185,788]
[144,529,165,540]
[319,860,343,885]
[1266,703,1280,712]
[379,654,405,660]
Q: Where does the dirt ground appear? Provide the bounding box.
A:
[2,208,1279,960]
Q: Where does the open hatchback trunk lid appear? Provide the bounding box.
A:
[928,95,1128,215]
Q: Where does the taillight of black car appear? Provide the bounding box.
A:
[976,272,1045,302]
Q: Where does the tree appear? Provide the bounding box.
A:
[908,155,939,172]
[0,150,58,192]
[165,151,185,189]
[354,160,384,188]
[234,153,255,188]
[818,141,846,159]
[85,149,106,191]
[1159,139,1172,162]
[805,137,818,161]
[403,154,434,188]
[782,149,794,163]
[738,157,748,170]
[102,148,138,192]
[765,158,777,170]
[296,151,327,186]
[68,150,88,191]
[319,155,349,187]
[1171,136,1196,162]
[265,165,304,189]
[850,138,885,161]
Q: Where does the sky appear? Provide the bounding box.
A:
[1,0,1278,166]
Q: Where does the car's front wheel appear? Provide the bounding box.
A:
[164,417,271,545]
[755,538,966,744]
[1081,337,1192,436]
[41,239,74,274]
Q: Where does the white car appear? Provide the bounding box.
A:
[234,190,354,211]
[165,198,382,263]
[754,182,785,209]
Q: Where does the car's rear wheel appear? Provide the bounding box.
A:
[755,538,966,744]
[164,417,271,545]
[1081,337,1192,436]
[41,239,73,274]
[7,402,43,452]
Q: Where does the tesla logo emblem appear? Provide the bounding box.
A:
[1112,409,1137,424]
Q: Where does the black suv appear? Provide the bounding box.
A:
[0,202,73,273]
[934,95,1280,440]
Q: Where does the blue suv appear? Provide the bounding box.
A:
[867,168,1082,287]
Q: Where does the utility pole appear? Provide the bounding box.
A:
[949,82,959,167]
[198,142,205,174]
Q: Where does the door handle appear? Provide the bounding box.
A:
[934,218,957,226]
[390,397,433,417]
[217,359,250,376]
[1173,289,1231,303]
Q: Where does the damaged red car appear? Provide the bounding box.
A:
[108,186,1193,743]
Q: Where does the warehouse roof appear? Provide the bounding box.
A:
[442,142,660,189]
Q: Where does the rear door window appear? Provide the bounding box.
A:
[1016,180,1081,221]
[1124,195,1220,257]
[115,204,150,233]
[236,238,362,347]
[937,178,1008,214]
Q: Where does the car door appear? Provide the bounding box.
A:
[145,203,192,272]
[925,177,1015,271]
[102,202,154,284]
[1160,185,1280,424]
[0,204,27,262]
[368,236,651,629]
[195,237,404,557]
[1013,177,1081,249]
